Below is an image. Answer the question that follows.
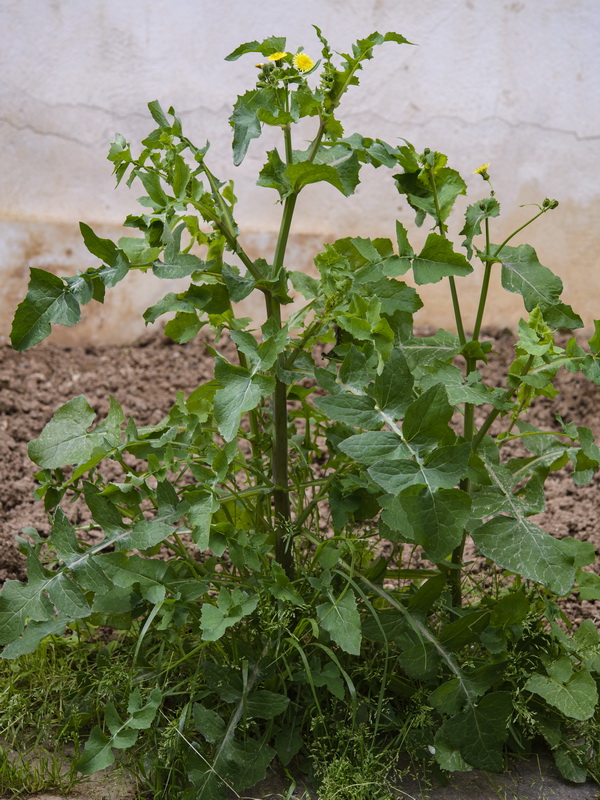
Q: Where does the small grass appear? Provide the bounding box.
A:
[0,631,130,797]
[0,745,81,797]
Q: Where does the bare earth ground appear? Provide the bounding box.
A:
[0,328,598,799]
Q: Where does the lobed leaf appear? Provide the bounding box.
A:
[412,233,473,285]
[11,269,81,351]
[525,668,597,721]
[214,360,275,442]
[497,243,582,329]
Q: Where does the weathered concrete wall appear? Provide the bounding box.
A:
[1,0,599,343]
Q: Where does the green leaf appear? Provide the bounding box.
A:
[289,270,320,299]
[460,197,500,259]
[402,384,453,444]
[10,268,81,351]
[172,154,191,199]
[245,690,289,719]
[214,360,275,442]
[553,746,589,783]
[0,580,54,644]
[371,350,414,417]
[275,725,303,766]
[397,329,461,373]
[525,668,597,721]
[138,171,168,207]
[326,31,412,107]
[314,393,381,430]
[225,36,287,61]
[118,237,160,265]
[257,148,291,199]
[489,590,530,628]
[472,516,575,595]
[434,734,473,772]
[79,222,121,265]
[200,588,259,642]
[121,518,173,551]
[230,88,289,166]
[435,692,512,771]
[412,233,473,285]
[1,616,68,659]
[398,641,439,679]
[127,687,163,729]
[497,243,582,329]
[28,395,101,469]
[95,553,172,603]
[394,220,415,274]
[573,619,600,673]
[193,704,226,743]
[76,725,124,774]
[317,589,362,655]
[164,311,202,344]
[143,292,193,324]
[351,236,408,280]
[339,431,409,465]
[84,482,123,534]
[395,166,466,228]
[557,536,596,567]
[222,263,256,302]
[76,689,161,774]
[45,573,90,618]
[147,99,170,128]
[388,487,472,561]
[368,444,470,496]
[285,156,359,198]
[152,253,204,279]
[577,569,600,601]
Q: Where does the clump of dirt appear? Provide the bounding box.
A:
[0,327,598,626]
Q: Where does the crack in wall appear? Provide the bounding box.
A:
[352,110,600,142]
[0,117,92,147]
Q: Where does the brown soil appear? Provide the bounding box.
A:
[0,327,599,800]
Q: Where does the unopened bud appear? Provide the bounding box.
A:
[543,198,559,210]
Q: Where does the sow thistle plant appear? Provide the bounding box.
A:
[2,27,600,798]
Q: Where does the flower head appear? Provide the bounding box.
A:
[268,52,288,62]
[293,52,315,72]
[473,163,490,178]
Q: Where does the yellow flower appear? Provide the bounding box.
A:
[293,53,315,72]
[473,163,490,175]
[268,52,288,62]
[255,63,264,68]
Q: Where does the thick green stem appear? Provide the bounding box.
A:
[268,115,329,575]
[450,218,493,604]
[269,125,299,578]
[448,277,467,346]
[429,166,468,603]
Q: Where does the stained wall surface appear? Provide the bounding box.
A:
[1,0,599,343]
